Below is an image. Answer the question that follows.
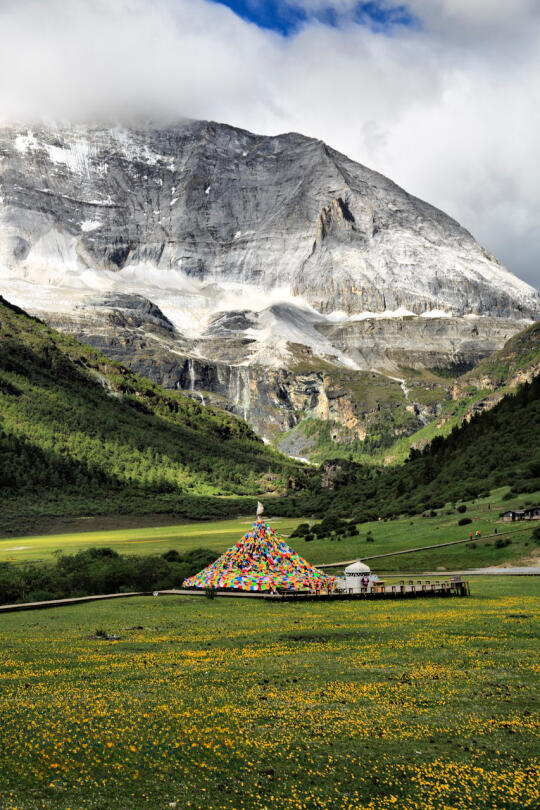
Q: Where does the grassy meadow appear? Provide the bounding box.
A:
[1,489,538,574]
[0,577,538,810]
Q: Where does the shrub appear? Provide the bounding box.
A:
[495,538,511,549]
[532,526,540,543]
[458,517,472,526]
[162,550,181,562]
[511,479,540,494]
[466,542,477,549]
[351,511,379,524]
[316,516,349,534]
[290,523,310,538]
[457,505,467,513]
[304,533,315,542]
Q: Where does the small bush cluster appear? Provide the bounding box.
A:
[290,516,358,541]
[458,517,472,526]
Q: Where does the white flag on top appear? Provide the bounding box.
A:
[256,501,264,516]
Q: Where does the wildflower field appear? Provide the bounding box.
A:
[0,578,538,810]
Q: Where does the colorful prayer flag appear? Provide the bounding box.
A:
[183,520,335,593]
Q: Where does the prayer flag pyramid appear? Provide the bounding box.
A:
[183,519,336,592]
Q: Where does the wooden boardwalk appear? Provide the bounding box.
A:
[0,580,469,613]
[260,580,470,601]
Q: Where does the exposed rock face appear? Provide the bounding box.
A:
[0,120,538,457]
[43,298,405,437]
[316,316,522,371]
[0,120,538,319]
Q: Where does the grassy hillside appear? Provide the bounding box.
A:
[376,319,540,464]
[0,297,304,529]
[461,318,540,386]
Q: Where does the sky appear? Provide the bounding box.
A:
[0,0,538,289]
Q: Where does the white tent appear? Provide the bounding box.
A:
[344,561,377,592]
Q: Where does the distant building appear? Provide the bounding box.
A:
[501,507,540,522]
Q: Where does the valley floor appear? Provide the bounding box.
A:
[0,578,538,810]
[1,489,538,573]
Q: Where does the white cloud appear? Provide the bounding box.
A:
[0,0,538,289]
[403,0,540,32]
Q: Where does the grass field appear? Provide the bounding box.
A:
[1,489,538,574]
[0,578,538,810]
[0,516,302,564]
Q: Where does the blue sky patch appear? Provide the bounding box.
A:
[209,1,416,36]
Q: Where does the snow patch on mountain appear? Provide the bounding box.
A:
[80,220,102,232]
[420,308,453,318]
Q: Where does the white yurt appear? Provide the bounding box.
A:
[344,561,377,593]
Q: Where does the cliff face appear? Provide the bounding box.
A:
[1,120,538,458]
[44,294,533,458]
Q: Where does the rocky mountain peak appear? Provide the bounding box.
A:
[0,119,538,321]
[0,119,538,458]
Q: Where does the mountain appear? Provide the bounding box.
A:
[1,120,538,318]
[0,296,305,534]
[1,121,538,455]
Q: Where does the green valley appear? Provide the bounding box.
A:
[1,295,539,551]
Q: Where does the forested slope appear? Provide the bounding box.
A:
[0,297,304,527]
